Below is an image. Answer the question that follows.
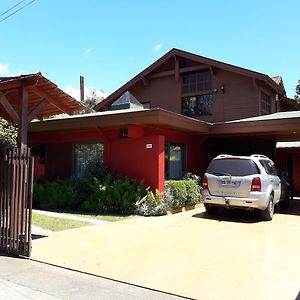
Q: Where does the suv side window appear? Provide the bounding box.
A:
[259,160,278,176]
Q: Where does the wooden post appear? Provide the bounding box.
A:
[18,84,28,149]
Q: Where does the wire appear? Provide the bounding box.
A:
[0,0,37,23]
[0,0,27,17]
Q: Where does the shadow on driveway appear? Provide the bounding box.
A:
[192,207,262,224]
[277,199,300,217]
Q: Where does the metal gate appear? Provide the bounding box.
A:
[0,147,34,257]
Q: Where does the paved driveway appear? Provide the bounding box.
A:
[31,203,300,300]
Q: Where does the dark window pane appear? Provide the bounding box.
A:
[182,69,211,94]
[261,92,271,115]
[165,143,186,179]
[74,143,104,177]
[182,94,213,116]
[207,159,260,176]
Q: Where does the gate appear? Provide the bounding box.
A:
[0,147,34,257]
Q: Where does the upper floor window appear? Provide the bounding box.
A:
[261,92,271,115]
[182,69,212,94]
[182,94,213,116]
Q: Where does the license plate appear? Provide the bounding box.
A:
[221,180,236,186]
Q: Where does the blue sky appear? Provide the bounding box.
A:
[0,0,299,99]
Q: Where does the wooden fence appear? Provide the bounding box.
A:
[0,147,34,257]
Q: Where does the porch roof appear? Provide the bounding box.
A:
[28,108,211,134]
[0,73,84,123]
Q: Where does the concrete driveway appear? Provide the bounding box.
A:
[31,203,300,300]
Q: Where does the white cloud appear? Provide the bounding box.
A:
[0,64,23,76]
[64,85,109,101]
[153,43,163,53]
[84,48,92,57]
[0,64,10,76]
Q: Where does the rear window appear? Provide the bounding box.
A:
[207,158,260,176]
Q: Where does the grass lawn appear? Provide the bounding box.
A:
[32,212,91,232]
[45,210,136,222]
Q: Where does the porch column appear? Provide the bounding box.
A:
[18,84,29,149]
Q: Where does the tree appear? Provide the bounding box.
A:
[78,89,105,114]
[295,80,300,102]
[0,118,17,149]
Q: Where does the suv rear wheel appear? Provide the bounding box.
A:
[261,194,274,221]
[205,205,218,215]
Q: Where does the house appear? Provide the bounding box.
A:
[28,49,300,195]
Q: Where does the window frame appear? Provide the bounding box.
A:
[164,142,187,180]
[182,93,213,117]
[260,91,271,115]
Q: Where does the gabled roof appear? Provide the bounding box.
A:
[94,48,285,111]
[0,73,84,123]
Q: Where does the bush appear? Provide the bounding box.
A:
[136,189,168,216]
[33,179,81,210]
[33,173,148,215]
[165,179,202,208]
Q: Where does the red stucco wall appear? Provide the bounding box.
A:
[109,135,165,191]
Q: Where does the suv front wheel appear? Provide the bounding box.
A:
[261,194,274,221]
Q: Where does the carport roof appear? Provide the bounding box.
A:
[219,111,300,124]
[211,111,300,140]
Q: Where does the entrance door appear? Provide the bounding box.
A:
[0,147,34,257]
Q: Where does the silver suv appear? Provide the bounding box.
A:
[202,154,282,221]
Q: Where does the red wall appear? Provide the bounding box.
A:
[109,135,165,191]
[29,126,207,191]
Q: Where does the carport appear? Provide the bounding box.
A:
[209,111,300,197]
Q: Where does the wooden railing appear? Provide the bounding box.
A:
[0,147,34,257]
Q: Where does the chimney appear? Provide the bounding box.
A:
[80,76,84,101]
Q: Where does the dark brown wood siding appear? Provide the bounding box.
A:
[45,143,73,180]
[126,67,275,123]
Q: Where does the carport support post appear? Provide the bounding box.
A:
[18,84,29,150]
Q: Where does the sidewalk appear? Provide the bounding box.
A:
[0,254,186,300]
[32,209,108,225]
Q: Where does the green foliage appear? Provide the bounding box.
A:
[0,118,17,149]
[136,189,168,216]
[295,79,300,100]
[33,173,147,215]
[165,179,202,209]
[165,180,187,208]
[33,179,81,210]
[78,90,105,114]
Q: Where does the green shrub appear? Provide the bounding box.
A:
[164,180,187,209]
[33,179,81,210]
[164,179,202,208]
[136,189,168,216]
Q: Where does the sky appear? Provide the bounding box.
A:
[0,0,299,100]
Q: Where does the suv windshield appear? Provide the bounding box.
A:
[207,159,260,176]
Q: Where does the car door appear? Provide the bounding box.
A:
[260,160,281,201]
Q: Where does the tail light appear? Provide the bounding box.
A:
[251,177,261,192]
[203,175,208,190]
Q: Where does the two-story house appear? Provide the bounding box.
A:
[28,49,300,194]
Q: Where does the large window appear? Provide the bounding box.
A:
[261,92,271,115]
[74,143,104,177]
[182,69,212,94]
[165,143,186,180]
[182,94,213,116]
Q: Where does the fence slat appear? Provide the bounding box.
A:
[0,147,33,257]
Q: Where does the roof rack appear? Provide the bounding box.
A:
[250,154,268,159]
[216,154,233,158]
